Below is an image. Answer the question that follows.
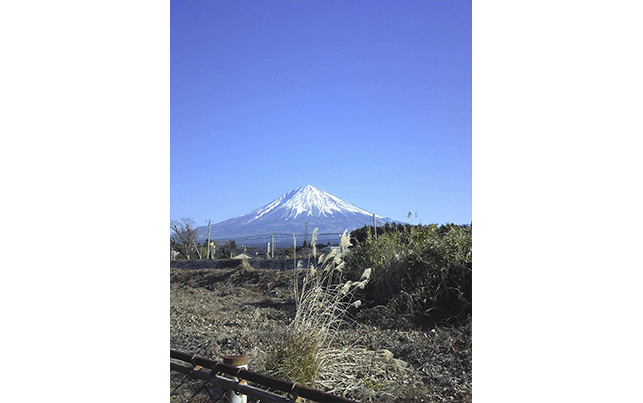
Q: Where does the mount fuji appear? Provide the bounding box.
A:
[195,185,400,244]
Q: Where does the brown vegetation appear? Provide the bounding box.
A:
[170,264,471,402]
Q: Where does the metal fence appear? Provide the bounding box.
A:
[170,349,359,403]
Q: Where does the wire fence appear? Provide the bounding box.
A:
[170,349,359,403]
[171,369,227,403]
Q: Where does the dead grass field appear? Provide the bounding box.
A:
[170,265,471,402]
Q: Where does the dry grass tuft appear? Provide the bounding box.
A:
[263,229,372,390]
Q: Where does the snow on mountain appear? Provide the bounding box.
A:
[255,185,381,220]
[196,185,399,243]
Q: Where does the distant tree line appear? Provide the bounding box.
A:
[171,218,341,260]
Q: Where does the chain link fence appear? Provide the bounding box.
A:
[171,349,358,403]
[171,369,227,403]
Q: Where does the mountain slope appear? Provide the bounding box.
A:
[196,185,399,242]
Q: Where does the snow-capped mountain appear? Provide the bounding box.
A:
[196,185,399,244]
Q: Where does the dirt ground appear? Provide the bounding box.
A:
[170,265,471,403]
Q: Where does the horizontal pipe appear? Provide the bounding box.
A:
[170,349,193,362]
[170,349,359,403]
[171,360,296,403]
[171,360,210,382]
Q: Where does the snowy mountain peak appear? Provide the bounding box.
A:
[254,185,378,221]
[196,185,399,242]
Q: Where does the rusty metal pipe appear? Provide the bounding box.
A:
[170,349,359,403]
[171,360,296,403]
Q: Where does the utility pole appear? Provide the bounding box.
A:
[305,220,308,246]
[206,219,211,259]
[274,235,278,258]
[193,241,202,260]
[373,213,378,241]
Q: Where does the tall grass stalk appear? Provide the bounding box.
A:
[293,233,299,310]
[264,228,371,389]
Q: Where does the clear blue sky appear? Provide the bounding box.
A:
[171,0,471,226]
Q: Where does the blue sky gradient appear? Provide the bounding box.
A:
[171,0,471,225]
